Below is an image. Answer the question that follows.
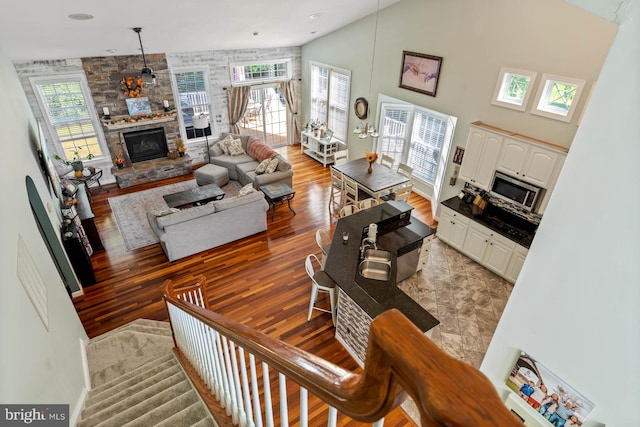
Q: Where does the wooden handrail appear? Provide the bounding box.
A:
[163,280,522,426]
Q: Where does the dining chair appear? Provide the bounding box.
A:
[315,229,332,269]
[358,198,379,210]
[380,154,394,169]
[328,167,345,213]
[305,254,336,325]
[343,175,360,206]
[339,204,360,217]
[333,149,349,165]
[397,163,414,180]
[392,183,414,203]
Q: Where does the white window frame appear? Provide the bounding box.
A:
[491,67,537,111]
[531,73,586,123]
[376,100,456,189]
[229,59,292,87]
[309,61,351,142]
[171,66,212,140]
[30,74,106,163]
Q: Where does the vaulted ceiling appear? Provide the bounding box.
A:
[0,0,399,61]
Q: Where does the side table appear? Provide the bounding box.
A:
[260,183,296,221]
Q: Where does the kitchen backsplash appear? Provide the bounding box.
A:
[464,183,542,225]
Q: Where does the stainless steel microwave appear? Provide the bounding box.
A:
[490,172,542,211]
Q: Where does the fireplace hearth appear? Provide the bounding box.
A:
[123,127,169,163]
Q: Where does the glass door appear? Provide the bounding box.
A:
[239,86,288,148]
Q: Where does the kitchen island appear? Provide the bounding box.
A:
[324,201,439,366]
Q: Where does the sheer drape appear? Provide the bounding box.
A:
[226,86,251,134]
[279,80,301,145]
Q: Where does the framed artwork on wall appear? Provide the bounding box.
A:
[399,51,443,97]
[126,97,152,116]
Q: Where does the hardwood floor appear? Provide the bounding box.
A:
[72,146,437,425]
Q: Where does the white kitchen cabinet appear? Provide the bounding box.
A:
[497,138,560,188]
[505,244,529,282]
[458,127,503,190]
[437,206,469,250]
[462,221,515,275]
[417,234,434,272]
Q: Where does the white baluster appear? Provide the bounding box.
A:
[299,387,308,427]
[279,373,288,427]
[219,335,234,416]
[229,341,247,426]
[222,336,240,423]
[249,355,263,427]
[327,407,337,427]
[263,363,274,427]
[238,348,255,427]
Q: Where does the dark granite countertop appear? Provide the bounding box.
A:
[441,196,537,248]
[324,201,439,333]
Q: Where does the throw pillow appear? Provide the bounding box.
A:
[264,157,279,174]
[210,143,223,157]
[238,183,256,197]
[153,207,180,217]
[255,158,271,175]
[247,139,278,161]
[219,134,235,155]
[228,138,245,156]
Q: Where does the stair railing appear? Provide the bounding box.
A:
[162,276,522,427]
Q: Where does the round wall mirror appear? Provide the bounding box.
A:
[354,97,369,120]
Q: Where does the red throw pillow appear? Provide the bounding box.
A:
[248,139,277,162]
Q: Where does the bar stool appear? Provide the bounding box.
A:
[315,229,332,269]
[305,254,336,325]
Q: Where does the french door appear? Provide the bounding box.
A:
[239,86,288,148]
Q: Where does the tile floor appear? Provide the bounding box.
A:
[398,237,513,369]
[397,237,513,424]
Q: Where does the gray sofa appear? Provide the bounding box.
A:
[209,133,293,189]
[147,191,269,261]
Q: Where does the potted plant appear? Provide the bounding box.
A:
[55,148,94,177]
[176,138,187,157]
[113,150,126,169]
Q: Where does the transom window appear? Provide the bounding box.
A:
[31,75,104,162]
[491,67,537,111]
[531,73,586,123]
[173,68,211,140]
[230,59,292,86]
[310,62,351,142]
[377,102,456,186]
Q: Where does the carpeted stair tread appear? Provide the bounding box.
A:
[88,353,174,396]
[119,390,201,427]
[79,376,193,427]
[84,361,183,412]
[87,330,175,387]
[89,322,172,345]
[153,402,216,427]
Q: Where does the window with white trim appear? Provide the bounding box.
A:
[377,102,456,186]
[173,68,211,139]
[491,67,537,111]
[531,73,586,122]
[310,62,351,142]
[230,59,292,86]
[31,75,104,162]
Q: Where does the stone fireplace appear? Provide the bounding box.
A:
[123,127,169,163]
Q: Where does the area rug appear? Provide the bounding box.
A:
[108,179,242,251]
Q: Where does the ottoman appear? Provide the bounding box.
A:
[194,164,229,187]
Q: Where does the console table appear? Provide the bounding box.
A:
[300,131,337,167]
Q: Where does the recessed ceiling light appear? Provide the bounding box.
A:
[68,13,94,20]
[309,13,324,19]
[106,49,117,53]
[310,31,317,35]
[252,32,260,36]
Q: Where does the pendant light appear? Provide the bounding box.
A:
[353,0,380,140]
[133,27,156,84]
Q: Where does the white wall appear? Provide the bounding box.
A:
[480,1,640,426]
[0,49,88,416]
[301,0,617,203]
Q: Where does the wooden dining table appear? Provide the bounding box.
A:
[332,157,409,202]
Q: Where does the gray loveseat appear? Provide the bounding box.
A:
[147,190,269,261]
[209,133,293,189]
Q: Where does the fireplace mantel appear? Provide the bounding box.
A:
[101,111,178,131]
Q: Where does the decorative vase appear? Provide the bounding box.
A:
[74,170,83,178]
[179,151,185,157]
[367,164,373,174]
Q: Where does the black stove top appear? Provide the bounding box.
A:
[483,214,531,240]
